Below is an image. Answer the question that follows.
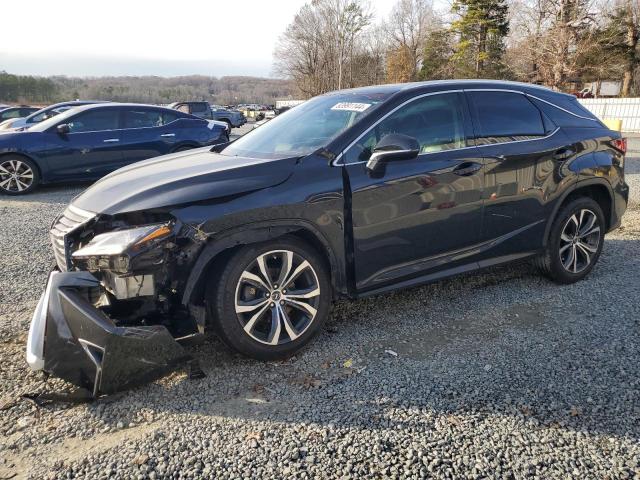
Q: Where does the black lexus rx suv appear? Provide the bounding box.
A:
[27,80,628,395]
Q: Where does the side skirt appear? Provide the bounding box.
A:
[355,251,538,298]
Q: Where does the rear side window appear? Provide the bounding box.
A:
[162,111,179,124]
[467,91,545,144]
[67,109,120,133]
[190,103,208,115]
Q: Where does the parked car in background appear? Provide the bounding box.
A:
[0,103,228,194]
[26,80,628,395]
[236,105,265,121]
[167,101,237,134]
[0,100,108,132]
[168,101,212,120]
[210,105,246,129]
[0,105,39,122]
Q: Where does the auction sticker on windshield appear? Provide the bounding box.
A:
[331,102,371,112]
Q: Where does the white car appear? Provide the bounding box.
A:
[0,101,106,132]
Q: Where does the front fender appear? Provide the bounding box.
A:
[181,220,346,307]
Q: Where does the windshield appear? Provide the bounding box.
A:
[220,92,392,159]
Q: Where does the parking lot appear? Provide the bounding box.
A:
[0,145,638,478]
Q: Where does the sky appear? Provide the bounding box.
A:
[1,0,400,78]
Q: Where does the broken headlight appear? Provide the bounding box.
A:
[72,223,172,273]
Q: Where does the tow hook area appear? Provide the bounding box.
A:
[27,271,203,397]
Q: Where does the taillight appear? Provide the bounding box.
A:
[611,138,627,154]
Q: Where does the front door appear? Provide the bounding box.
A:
[40,107,124,181]
[342,92,485,291]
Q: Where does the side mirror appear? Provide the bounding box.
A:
[366,134,420,173]
[56,123,70,134]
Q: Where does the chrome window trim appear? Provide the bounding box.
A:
[332,87,563,167]
[525,93,599,122]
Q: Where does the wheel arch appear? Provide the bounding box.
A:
[543,179,614,246]
[181,220,345,308]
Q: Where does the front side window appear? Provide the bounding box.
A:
[220,92,392,160]
[467,91,545,144]
[67,109,120,133]
[343,93,467,164]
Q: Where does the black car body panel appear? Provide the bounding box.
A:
[35,271,191,396]
[72,148,299,214]
[27,80,628,394]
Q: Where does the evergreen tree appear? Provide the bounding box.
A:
[419,28,455,80]
[450,0,509,78]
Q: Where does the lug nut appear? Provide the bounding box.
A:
[274,284,278,289]
[280,300,284,305]
[270,302,275,308]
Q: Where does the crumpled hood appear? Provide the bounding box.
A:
[72,147,298,215]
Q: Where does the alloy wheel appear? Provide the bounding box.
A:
[559,208,601,274]
[234,249,321,345]
[0,159,34,193]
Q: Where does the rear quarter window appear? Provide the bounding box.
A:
[528,95,603,129]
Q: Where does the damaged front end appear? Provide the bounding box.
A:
[27,205,206,396]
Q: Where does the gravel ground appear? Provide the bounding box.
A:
[0,151,638,479]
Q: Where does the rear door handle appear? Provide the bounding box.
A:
[452,161,482,176]
[160,133,176,138]
[103,138,119,143]
[554,148,574,160]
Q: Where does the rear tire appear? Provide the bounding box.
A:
[206,237,331,360]
[535,197,605,284]
[0,156,39,195]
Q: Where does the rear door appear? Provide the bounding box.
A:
[343,92,485,291]
[465,90,568,256]
[118,108,180,166]
[40,107,124,180]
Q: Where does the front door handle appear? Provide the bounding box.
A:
[103,138,119,143]
[452,161,482,176]
[554,148,574,160]
[160,133,176,138]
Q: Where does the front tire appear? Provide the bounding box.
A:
[535,197,605,284]
[0,156,39,195]
[207,237,331,360]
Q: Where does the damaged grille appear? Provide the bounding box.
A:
[50,205,95,271]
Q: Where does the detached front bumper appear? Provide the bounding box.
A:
[27,271,192,396]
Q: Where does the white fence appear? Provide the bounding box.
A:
[578,98,640,133]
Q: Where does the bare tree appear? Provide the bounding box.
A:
[384,0,436,80]
[274,0,375,97]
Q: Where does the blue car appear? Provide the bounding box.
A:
[0,100,109,132]
[0,103,229,195]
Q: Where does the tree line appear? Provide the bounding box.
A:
[274,0,639,97]
[0,72,295,105]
